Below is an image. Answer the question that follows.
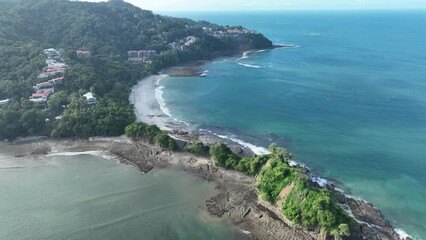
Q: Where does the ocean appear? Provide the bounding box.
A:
[159,10,426,239]
[0,148,240,240]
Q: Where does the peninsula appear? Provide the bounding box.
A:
[0,0,408,239]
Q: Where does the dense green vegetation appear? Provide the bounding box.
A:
[0,0,272,140]
[125,122,177,151]
[257,157,296,202]
[51,98,135,138]
[125,123,357,236]
[283,181,355,237]
[154,132,178,151]
[208,142,357,237]
[209,142,241,169]
[186,141,210,156]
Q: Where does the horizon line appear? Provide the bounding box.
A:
[156,8,426,13]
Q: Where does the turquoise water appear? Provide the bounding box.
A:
[161,11,426,239]
[0,150,240,240]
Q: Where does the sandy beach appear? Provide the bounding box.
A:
[129,74,191,132]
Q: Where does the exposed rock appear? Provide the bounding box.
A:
[230,146,244,155]
[31,146,50,155]
[347,198,400,240]
[326,184,346,204]
[107,137,402,240]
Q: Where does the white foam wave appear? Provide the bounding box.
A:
[154,85,172,118]
[215,134,269,156]
[310,175,329,187]
[395,228,413,240]
[306,32,321,36]
[154,84,191,128]
[288,160,300,167]
[237,51,251,61]
[46,151,115,161]
[237,63,262,69]
[275,43,301,49]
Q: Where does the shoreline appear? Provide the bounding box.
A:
[129,52,410,239]
[2,52,410,239]
[3,134,406,240]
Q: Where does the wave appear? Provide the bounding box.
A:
[309,174,330,188]
[305,32,321,36]
[214,134,269,156]
[154,85,172,118]
[237,63,263,69]
[395,228,413,240]
[46,151,106,157]
[257,49,269,53]
[46,151,116,162]
[154,80,191,127]
[237,51,252,61]
[274,43,301,49]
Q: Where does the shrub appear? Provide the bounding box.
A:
[236,155,269,176]
[256,158,294,202]
[186,142,210,156]
[154,132,178,151]
[209,142,240,168]
[125,122,161,142]
[283,180,357,235]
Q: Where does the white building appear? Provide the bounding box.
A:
[83,92,97,105]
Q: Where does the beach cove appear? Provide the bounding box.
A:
[149,10,426,239]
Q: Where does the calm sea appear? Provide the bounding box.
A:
[0,149,240,240]
[160,11,426,239]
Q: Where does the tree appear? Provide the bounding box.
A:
[186,141,210,156]
[155,132,178,151]
[47,91,69,114]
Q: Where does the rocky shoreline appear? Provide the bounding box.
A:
[109,136,404,240]
[6,135,406,240]
[127,60,408,239]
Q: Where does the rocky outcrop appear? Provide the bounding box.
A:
[109,140,167,172]
[347,198,401,240]
[108,138,403,240]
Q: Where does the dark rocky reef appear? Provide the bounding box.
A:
[108,138,403,240]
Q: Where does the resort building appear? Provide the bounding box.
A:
[38,71,60,79]
[128,50,157,62]
[76,50,91,58]
[29,88,54,103]
[43,48,60,59]
[35,77,63,90]
[83,92,97,105]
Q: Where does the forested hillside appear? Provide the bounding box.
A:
[0,0,272,140]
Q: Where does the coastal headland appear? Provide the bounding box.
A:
[0,1,418,239]
[6,69,405,240]
[127,73,405,240]
[7,129,402,240]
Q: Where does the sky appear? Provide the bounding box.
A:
[84,0,426,11]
